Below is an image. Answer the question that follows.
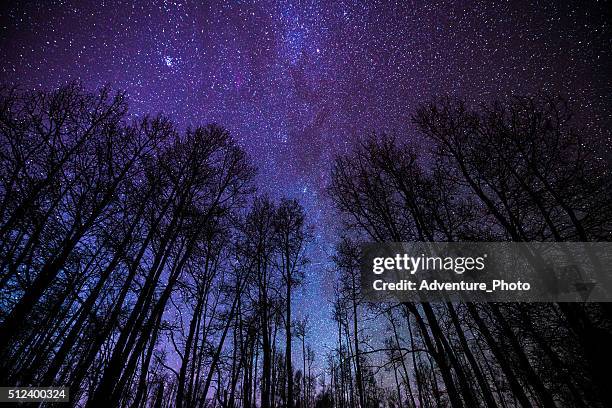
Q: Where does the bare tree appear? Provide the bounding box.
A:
[275,198,310,408]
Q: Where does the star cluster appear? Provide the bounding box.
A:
[1,0,609,356]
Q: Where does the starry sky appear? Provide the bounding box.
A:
[1,0,610,360]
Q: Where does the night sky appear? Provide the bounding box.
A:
[1,0,610,360]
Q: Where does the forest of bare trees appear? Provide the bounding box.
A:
[0,84,314,407]
[327,96,612,407]
[1,84,611,407]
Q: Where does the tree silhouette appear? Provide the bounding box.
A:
[328,95,612,407]
[1,84,610,407]
[0,84,314,407]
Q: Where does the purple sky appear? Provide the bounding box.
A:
[1,0,610,357]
